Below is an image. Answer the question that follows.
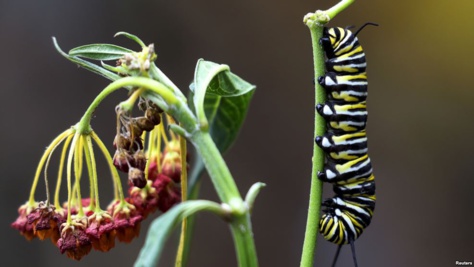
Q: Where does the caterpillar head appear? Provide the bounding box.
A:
[320,27,339,59]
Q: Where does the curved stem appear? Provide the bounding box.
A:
[66,133,80,224]
[74,134,85,217]
[76,77,178,134]
[325,0,355,19]
[54,134,74,210]
[149,63,187,102]
[43,133,70,206]
[300,1,354,267]
[244,182,266,214]
[28,129,73,205]
[119,87,144,112]
[84,135,101,211]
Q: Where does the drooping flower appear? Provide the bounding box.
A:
[11,202,38,241]
[85,213,116,252]
[57,218,92,261]
[161,150,183,183]
[128,180,159,218]
[152,174,181,212]
[107,200,143,243]
[26,201,65,243]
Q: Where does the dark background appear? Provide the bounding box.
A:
[2,1,473,267]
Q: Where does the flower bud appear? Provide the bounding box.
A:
[145,108,161,125]
[113,134,131,150]
[135,116,155,132]
[128,167,146,189]
[133,150,147,171]
[113,150,132,173]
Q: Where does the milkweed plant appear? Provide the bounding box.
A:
[11,1,362,266]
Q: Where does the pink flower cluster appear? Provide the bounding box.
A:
[11,147,184,260]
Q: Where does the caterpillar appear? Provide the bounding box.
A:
[315,23,377,267]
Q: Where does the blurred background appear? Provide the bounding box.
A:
[1,0,473,266]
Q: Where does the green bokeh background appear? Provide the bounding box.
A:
[1,1,473,266]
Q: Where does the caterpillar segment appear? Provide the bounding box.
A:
[318,72,368,103]
[315,131,368,161]
[333,178,375,196]
[316,101,367,132]
[318,154,372,183]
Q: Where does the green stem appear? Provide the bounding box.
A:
[300,22,325,267]
[189,131,242,204]
[325,0,355,19]
[300,1,354,266]
[83,135,101,210]
[74,134,85,217]
[66,133,80,225]
[189,131,258,267]
[28,129,73,205]
[54,134,74,210]
[43,133,69,206]
[229,214,259,267]
[149,63,187,102]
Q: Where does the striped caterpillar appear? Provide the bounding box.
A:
[316,23,377,267]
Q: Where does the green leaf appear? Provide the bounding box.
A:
[190,59,256,153]
[115,31,146,48]
[134,200,224,267]
[69,44,133,61]
[52,37,122,82]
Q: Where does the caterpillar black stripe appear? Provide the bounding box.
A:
[315,22,377,267]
